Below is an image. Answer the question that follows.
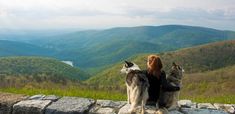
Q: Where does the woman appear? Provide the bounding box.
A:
[144,54,180,106]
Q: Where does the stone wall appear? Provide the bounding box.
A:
[0,92,234,114]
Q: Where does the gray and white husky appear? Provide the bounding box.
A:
[120,61,149,114]
[157,62,184,114]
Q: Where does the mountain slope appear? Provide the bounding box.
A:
[0,56,89,80]
[86,40,235,87]
[0,40,54,56]
[181,65,235,103]
[38,25,235,68]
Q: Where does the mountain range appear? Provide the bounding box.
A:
[0,25,235,75]
[39,25,235,68]
[1,25,232,69]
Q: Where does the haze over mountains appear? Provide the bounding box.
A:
[1,25,235,70]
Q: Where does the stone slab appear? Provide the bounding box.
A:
[198,103,216,109]
[169,110,183,114]
[181,108,228,114]
[42,95,60,102]
[0,92,27,114]
[13,99,51,114]
[28,94,45,100]
[95,107,116,114]
[214,103,235,114]
[178,100,197,108]
[45,97,95,114]
[89,100,126,113]
[96,100,126,108]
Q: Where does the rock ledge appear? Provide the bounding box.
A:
[0,93,234,114]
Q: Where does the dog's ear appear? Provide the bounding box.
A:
[125,61,134,67]
[172,62,177,67]
[125,61,128,64]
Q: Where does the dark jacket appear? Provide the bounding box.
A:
[143,70,180,104]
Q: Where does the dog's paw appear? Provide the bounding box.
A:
[141,110,145,114]
[128,109,135,113]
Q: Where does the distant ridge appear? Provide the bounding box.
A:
[0,25,235,69]
[39,25,235,68]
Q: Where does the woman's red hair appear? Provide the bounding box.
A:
[147,55,163,78]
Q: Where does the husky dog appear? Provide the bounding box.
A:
[157,62,184,114]
[120,61,149,114]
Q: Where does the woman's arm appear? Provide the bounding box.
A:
[161,71,180,91]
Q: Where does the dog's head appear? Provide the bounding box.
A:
[170,62,184,79]
[120,61,140,74]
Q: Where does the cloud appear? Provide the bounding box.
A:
[0,0,234,30]
[0,8,8,17]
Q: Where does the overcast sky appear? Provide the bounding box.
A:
[0,0,234,30]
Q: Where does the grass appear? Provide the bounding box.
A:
[1,86,235,104]
[0,76,127,101]
[179,65,235,104]
[0,87,127,101]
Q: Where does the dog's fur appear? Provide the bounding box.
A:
[156,62,184,114]
[121,61,149,114]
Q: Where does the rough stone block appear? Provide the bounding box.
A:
[90,100,126,113]
[28,94,45,100]
[45,97,95,114]
[0,92,27,114]
[198,103,216,109]
[181,108,228,114]
[42,95,60,102]
[169,110,183,114]
[178,100,197,108]
[95,107,116,114]
[214,103,235,114]
[13,99,51,114]
[96,100,126,108]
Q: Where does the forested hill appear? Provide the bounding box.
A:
[86,40,235,87]
[0,56,89,81]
